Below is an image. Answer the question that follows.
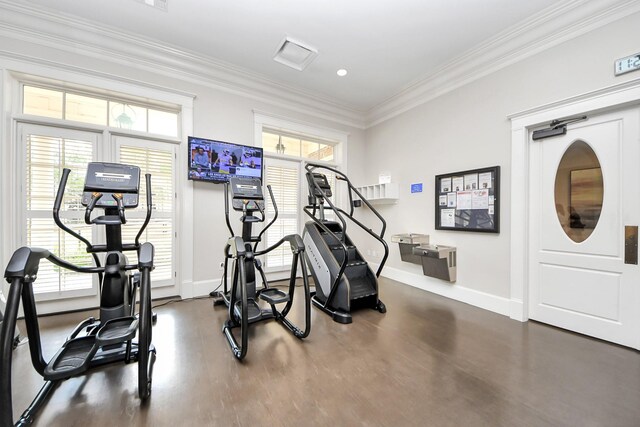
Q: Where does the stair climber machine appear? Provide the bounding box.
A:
[303,163,389,324]
[212,177,311,361]
[0,162,156,426]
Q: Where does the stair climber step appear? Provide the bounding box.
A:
[349,276,377,300]
[44,336,99,381]
[95,316,139,347]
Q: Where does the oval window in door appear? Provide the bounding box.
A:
[554,140,603,243]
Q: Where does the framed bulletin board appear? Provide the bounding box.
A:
[435,166,500,233]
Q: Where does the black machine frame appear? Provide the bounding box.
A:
[213,177,311,360]
[303,162,389,323]
[0,163,156,427]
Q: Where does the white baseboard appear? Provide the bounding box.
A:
[509,299,527,322]
[379,265,511,317]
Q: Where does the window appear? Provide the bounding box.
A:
[23,85,179,137]
[17,82,181,303]
[260,126,341,271]
[262,129,334,161]
[22,125,97,295]
[264,159,299,269]
[118,140,176,286]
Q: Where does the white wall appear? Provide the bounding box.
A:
[1,3,639,315]
[0,7,366,299]
[360,11,640,307]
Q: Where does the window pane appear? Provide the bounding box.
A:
[25,131,94,294]
[119,144,174,282]
[65,93,108,125]
[148,109,178,137]
[26,134,92,211]
[301,140,320,159]
[109,102,147,131]
[554,140,603,243]
[264,161,299,269]
[27,218,94,293]
[318,144,334,161]
[23,86,63,119]
[280,136,301,156]
[262,132,281,154]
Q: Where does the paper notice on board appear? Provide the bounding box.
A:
[439,195,447,206]
[488,205,494,215]
[471,189,489,209]
[489,195,495,205]
[441,208,455,227]
[464,174,478,190]
[447,192,456,207]
[440,177,452,193]
[452,176,464,192]
[479,172,492,189]
[456,191,472,210]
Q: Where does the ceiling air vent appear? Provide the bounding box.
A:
[134,0,168,12]
[273,36,318,71]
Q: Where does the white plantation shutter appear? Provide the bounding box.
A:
[264,161,299,269]
[24,131,96,295]
[119,144,175,285]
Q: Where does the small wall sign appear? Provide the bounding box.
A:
[411,183,423,193]
[615,52,640,76]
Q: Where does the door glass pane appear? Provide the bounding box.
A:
[119,144,175,283]
[25,132,95,294]
[554,140,603,243]
[264,161,299,269]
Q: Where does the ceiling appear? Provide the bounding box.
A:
[22,0,563,112]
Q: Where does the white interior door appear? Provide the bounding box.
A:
[529,108,640,348]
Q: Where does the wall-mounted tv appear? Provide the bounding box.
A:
[188,136,263,184]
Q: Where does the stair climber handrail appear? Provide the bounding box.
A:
[304,162,389,278]
[333,207,389,278]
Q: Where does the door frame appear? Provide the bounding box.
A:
[509,78,640,323]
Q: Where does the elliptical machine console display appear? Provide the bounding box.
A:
[0,162,156,427]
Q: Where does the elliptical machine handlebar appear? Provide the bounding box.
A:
[135,174,153,248]
[252,184,278,251]
[54,168,103,278]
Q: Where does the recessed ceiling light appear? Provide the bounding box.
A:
[337,69,348,77]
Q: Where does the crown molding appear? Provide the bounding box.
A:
[0,1,367,129]
[0,1,637,131]
[366,0,640,128]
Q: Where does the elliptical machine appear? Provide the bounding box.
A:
[213,177,311,360]
[0,162,156,427]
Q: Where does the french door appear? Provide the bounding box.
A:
[15,124,178,310]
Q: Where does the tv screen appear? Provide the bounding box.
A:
[187,136,263,184]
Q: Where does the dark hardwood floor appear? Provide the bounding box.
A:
[8,278,640,426]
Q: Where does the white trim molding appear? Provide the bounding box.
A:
[509,77,640,322]
[379,265,511,317]
[1,1,639,130]
[0,0,366,129]
[366,0,640,127]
